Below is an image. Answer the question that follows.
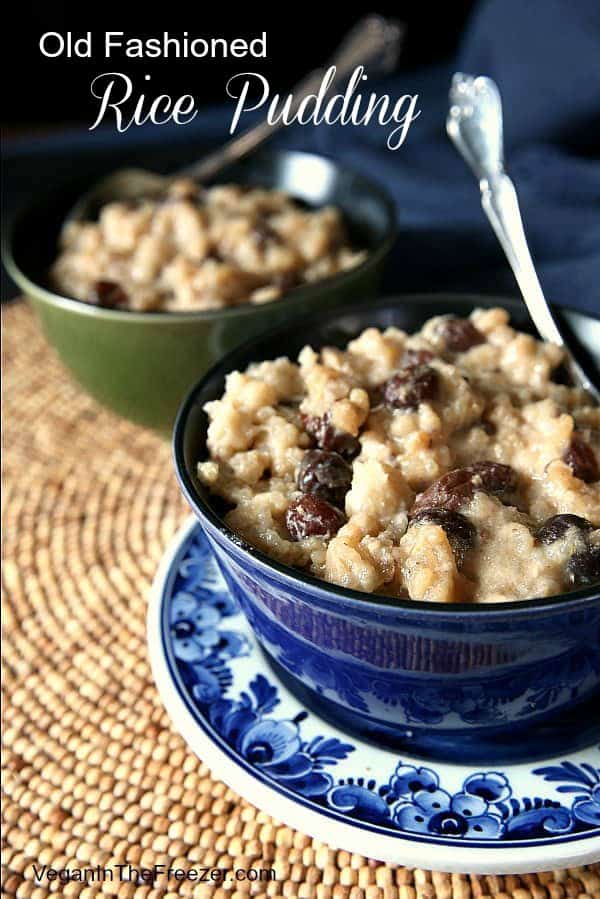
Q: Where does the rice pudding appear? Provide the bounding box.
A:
[198,308,600,603]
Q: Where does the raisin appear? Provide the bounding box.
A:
[286,494,345,540]
[412,461,517,513]
[437,317,485,352]
[413,469,475,513]
[383,365,438,410]
[410,508,476,567]
[91,280,128,308]
[563,433,599,483]
[465,461,518,495]
[536,514,593,545]
[301,413,361,460]
[297,450,352,508]
[400,348,435,366]
[566,546,600,587]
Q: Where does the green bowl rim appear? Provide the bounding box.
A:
[3,149,396,323]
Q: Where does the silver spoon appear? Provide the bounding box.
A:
[67,15,403,223]
[447,72,599,402]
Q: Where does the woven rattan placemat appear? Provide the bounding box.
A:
[2,301,599,898]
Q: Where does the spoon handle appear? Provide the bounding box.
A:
[446,73,564,347]
[181,15,404,182]
[481,172,565,345]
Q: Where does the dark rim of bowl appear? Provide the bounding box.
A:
[4,149,396,322]
[173,293,600,619]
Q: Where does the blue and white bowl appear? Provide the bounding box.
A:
[148,518,600,872]
[173,295,600,763]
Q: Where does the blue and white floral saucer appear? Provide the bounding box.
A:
[148,518,600,874]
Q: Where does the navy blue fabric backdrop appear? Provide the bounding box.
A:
[3,0,600,311]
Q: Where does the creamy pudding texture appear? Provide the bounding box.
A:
[51,180,365,312]
[198,308,600,603]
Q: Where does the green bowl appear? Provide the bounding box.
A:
[4,150,395,434]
